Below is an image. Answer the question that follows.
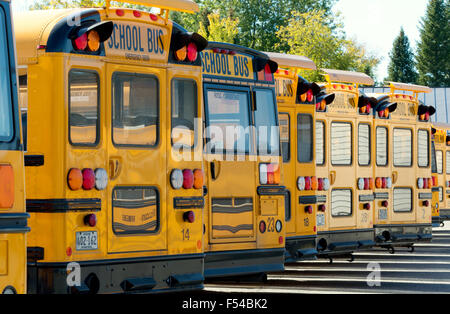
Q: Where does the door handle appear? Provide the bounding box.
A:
[109,157,122,180]
[392,171,398,184]
[329,171,336,186]
[210,161,221,180]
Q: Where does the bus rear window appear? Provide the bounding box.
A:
[447,151,450,175]
[418,129,429,167]
[435,149,442,174]
[112,73,159,147]
[376,127,388,166]
[316,121,325,166]
[331,189,352,217]
[358,123,371,166]
[0,10,13,142]
[279,113,290,162]
[393,188,412,212]
[393,128,412,167]
[69,70,99,146]
[205,89,250,154]
[298,114,313,163]
[171,79,197,148]
[254,89,280,156]
[331,122,352,166]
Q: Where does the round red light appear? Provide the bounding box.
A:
[318,204,326,212]
[150,13,158,21]
[73,33,88,51]
[84,214,97,227]
[423,200,430,207]
[381,177,387,189]
[305,206,313,214]
[66,247,72,257]
[364,178,370,190]
[82,168,95,190]
[187,42,198,62]
[382,201,389,208]
[183,211,195,223]
[116,9,125,16]
[364,203,371,210]
[278,236,284,244]
[425,112,430,121]
[318,178,324,191]
[133,10,141,17]
[182,169,194,189]
[306,89,313,102]
[259,221,266,233]
[304,177,312,191]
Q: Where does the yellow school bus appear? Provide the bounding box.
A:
[315,69,376,259]
[368,82,434,251]
[267,52,334,262]
[201,43,285,278]
[0,0,29,294]
[431,123,450,225]
[15,0,208,293]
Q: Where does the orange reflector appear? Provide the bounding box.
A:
[375,177,382,189]
[67,168,83,191]
[87,30,100,52]
[273,164,281,184]
[320,100,327,111]
[311,176,318,190]
[175,46,187,61]
[300,93,307,103]
[0,165,14,208]
[193,169,204,189]
[369,178,374,190]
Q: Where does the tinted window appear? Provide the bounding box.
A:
[376,127,388,166]
[418,129,429,167]
[254,89,280,156]
[298,114,313,163]
[279,113,290,162]
[331,122,352,165]
[0,10,13,142]
[358,123,371,166]
[69,70,99,145]
[171,79,197,148]
[316,121,325,166]
[205,89,251,154]
[112,73,159,147]
[393,128,412,167]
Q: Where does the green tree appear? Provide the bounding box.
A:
[416,0,450,87]
[386,28,418,84]
[276,10,380,82]
[30,0,148,11]
[198,12,239,43]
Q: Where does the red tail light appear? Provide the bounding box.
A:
[187,42,198,62]
[305,206,313,214]
[364,178,370,190]
[363,203,371,210]
[150,13,158,21]
[423,200,430,207]
[432,176,438,187]
[306,89,313,102]
[73,33,88,51]
[318,205,326,212]
[305,177,312,191]
[182,169,194,189]
[382,177,387,189]
[382,201,389,208]
[259,221,266,233]
[82,168,95,190]
[133,10,141,18]
[318,178,324,191]
[183,211,195,223]
[84,214,97,227]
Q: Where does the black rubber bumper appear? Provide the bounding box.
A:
[285,235,318,263]
[27,254,204,294]
[316,229,375,257]
[374,224,433,247]
[204,248,285,279]
[440,209,450,222]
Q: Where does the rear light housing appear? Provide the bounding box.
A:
[260,163,280,185]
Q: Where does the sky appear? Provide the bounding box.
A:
[333,0,429,82]
[12,0,430,82]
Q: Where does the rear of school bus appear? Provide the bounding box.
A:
[431,124,447,226]
[268,52,334,262]
[432,124,450,224]
[371,83,434,250]
[15,0,208,294]
[315,69,376,259]
[0,0,29,295]
[201,43,285,278]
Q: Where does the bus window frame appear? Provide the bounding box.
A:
[253,87,280,157]
[417,128,430,168]
[316,120,326,167]
[393,127,413,168]
[0,5,16,147]
[68,68,101,147]
[297,113,314,164]
[393,187,413,213]
[358,122,371,167]
[446,150,450,175]
[376,126,389,167]
[330,121,353,167]
[170,77,199,149]
[279,112,291,163]
[203,83,254,156]
[111,71,160,149]
[435,149,443,174]
[331,188,353,217]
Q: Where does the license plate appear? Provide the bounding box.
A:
[316,213,325,227]
[379,209,388,220]
[76,231,98,250]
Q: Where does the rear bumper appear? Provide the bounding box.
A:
[374,224,432,247]
[316,229,375,256]
[432,215,444,227]
[204,248,285,279]
[27,254,204,294]
[285,235,318,262]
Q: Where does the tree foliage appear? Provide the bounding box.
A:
[198,12,239,43]
[416,0,450,87]
[386,28,418,84]
[276,10,380,82]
